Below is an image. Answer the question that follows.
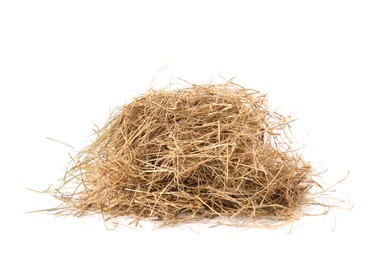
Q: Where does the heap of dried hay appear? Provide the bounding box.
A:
[51,81,319,226]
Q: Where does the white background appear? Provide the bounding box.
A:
[1,0,389,259]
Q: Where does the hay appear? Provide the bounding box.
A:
[50,81,319,227]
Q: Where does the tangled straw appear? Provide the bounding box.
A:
[50,81,320,227]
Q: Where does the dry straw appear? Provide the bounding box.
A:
[47,80,328,227]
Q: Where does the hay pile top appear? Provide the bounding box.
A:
[53,81,316,226]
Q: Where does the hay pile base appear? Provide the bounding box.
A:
[52,81,318,226]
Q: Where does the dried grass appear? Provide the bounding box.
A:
[48,80,324,227]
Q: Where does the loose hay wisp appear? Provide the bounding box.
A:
[50,81,321,227]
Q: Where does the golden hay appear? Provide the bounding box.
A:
[50,81,321,227]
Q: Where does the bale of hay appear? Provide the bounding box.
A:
[52,81,316,226]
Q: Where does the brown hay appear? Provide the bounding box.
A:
[49,80,322,227]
